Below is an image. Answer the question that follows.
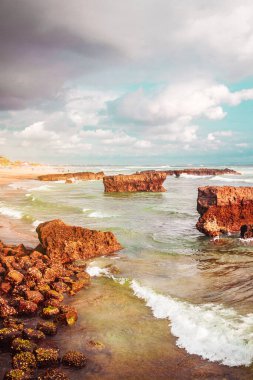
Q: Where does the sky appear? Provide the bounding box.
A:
[1,0,253,165]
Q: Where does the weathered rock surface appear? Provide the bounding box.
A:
[103,172,167,193]
[38,171,104,182]
[196,186,253,236]
[36,219,122,263]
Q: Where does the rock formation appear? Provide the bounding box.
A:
[38,171,104,181]
[140,168,240,177]
[36,219,122,263]
[0,219,122,377]
[103,172,167,193]
[196,186,253,236]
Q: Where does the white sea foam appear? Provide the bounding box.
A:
[86,265,110,277]
[53,180,66,184]
[210,176,253,183]
[8,183,26,190]
[131,280,253,367]
[29,185,52,191]
[86,263,253,367]
[32,220,43,228]
[88,211,113,218]
[239,237,253,243]
[180,174,211,179]
[0,206,22,219]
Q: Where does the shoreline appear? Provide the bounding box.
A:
[0,166,253,379]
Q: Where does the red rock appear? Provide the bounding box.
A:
[7,270,24,285]
[26,267,43,282]
[0,281,12,294]
[38,171,104,181]
[25,290,44,304]
[36,219,122,263]
[18,299,38,315]
[103,172,167,193]
[196,186,253,236]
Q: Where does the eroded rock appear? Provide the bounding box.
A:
[196,186,253,236]
[103,172,167,193]
[38,171,104,181]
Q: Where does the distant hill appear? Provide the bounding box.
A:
[0,156,40,167]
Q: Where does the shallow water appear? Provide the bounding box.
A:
[1,165,253,378]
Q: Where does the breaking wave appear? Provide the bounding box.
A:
[87,264,253,367]
[210,176,253,183]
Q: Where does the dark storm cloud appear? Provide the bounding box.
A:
[0,0,123,110]
[1,0,253,111]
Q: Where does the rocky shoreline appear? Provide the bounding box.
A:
[0,220,121,379]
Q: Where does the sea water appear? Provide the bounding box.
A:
[1,165,253,379]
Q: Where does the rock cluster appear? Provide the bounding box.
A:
[196,186,253,236]
[38,171,104,182]
[103,172,167,193]
[0,220,121,378]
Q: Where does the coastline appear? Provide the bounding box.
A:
[0,166,253,379]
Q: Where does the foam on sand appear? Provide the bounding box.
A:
[0,205,22,219]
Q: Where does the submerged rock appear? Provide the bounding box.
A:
[36,219,122,263]
[12,351,37,370]
[0,328,22,346]
[4,369,34,380]
[11,338,37,353]
[23,328,46,342]
[38,369,69,380]
[103,172,167,193]
[35,347,60,367]
[196,186,253,236]
[37,321,57,336]
[62,350,87,368]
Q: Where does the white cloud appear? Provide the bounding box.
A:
[117,81,253,126]
[65,89,118,127]
[17,121,59,141]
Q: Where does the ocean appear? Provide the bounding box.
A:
[1,165,253,379]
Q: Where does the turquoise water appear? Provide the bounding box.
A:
[1,165,253,378]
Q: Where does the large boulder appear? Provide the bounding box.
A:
[38,171,104,181]
[103,172,166,193]
[36,220,122,263]
[196,186,253,236]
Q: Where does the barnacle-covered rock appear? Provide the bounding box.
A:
[11,338,37,353]
[12,351,37,370]
[35,347,60,367]
[62,350,87,368]
[36,321,57,336]
[23,328,46,342]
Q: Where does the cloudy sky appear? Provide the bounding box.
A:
[1,0,253,165]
